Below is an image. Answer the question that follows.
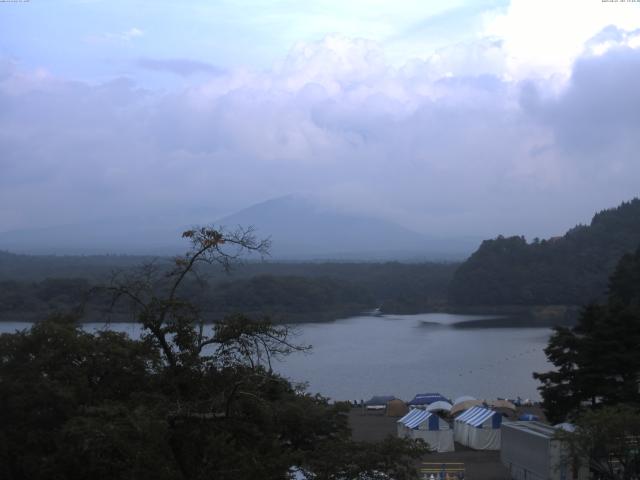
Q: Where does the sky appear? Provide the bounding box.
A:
[1,0,639,240]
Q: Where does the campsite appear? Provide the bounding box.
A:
[3,1,640,477]
[350,393,583,480]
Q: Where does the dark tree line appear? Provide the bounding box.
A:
[449,198,640,306]
[534,245,640,423]
[534,246,640,479]
[0,255,457,322]
[0,226,428,480]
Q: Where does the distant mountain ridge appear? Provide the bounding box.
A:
[0,195,479,259]
[449,198,640,306]
[216,195,478,260]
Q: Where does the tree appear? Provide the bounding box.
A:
[0,226,428,479]
[556,405,640,480]
[0,313,169,480]
[449,198,640,307]
[534,246,640,423]
[105,225,272,369]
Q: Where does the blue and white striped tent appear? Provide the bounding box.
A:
[457,406,502,428]
[454,406,502,450]
[397,409,454,452]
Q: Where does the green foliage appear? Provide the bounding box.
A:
[300,436,428,480]
[0,227,428,479]
[0,313,427,480]
[557,405,640,480]
[0,313,167,480]
[0,278,91,315]
[534,246,640,423]
[450,198,640,306]
[204,275,374,318]
[0,260,457,321]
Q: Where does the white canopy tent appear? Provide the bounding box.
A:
[397,409,454,453]
[451,399,483,415]
[454,406,502,450]
[452,395,476,405]
[426,400,453,413]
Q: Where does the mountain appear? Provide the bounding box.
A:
[215,195,477,260]
[0,195,479,259]
[448,198,640,306]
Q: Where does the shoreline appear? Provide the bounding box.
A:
[0,304,579,326]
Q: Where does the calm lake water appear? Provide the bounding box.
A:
[0,313,552,402]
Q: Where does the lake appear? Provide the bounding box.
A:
[0,312,553,402]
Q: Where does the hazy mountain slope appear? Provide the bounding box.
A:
[449,198,640,306]
[0,195,479,259]
[217,195,476,260]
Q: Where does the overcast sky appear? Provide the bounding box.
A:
[1,0,639,239]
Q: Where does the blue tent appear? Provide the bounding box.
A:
[454,406,502,450]
[397,409,454,452]
[407,393,448,406]
[518,413,540,421]
[364,395,396,406]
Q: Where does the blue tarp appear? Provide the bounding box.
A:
[407,393,448,406]
[518,413,539,421]
[364,395,396,406]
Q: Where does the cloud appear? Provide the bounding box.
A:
[521,42,640,177]
[122,28,144,40]
[484,0,640,80]
[87,27,144,44]
[584,25,640,56]
[1,31,639,240]
[136,57,225,77]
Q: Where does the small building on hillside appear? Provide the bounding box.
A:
[426,400,453,414]
[501,422,588,480]
[397,409,454,452]
[454,406,502,450]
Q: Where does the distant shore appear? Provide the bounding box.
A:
[0,304,580,326]
[438,304,580,327]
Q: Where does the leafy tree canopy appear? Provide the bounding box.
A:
[557,405,640,480]
[450,198,640,306]
[0,226,428,480]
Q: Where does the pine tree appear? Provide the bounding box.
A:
[534,246,640,422]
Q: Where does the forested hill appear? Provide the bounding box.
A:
[0,252,457,322]
[449,198,640,306]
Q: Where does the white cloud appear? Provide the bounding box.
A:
[277,36,387,95]
[1,29,639,239]
[584,25,640,57]
[86,27,144,44]
[484,0,640,81]
[123,27,144,40]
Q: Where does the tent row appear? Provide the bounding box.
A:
[396,405,502,452]
[364,394,452,416]
[365,393,517,416]
[397,409,454,452]
[363,393,528,452]
[398,407,588,478]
